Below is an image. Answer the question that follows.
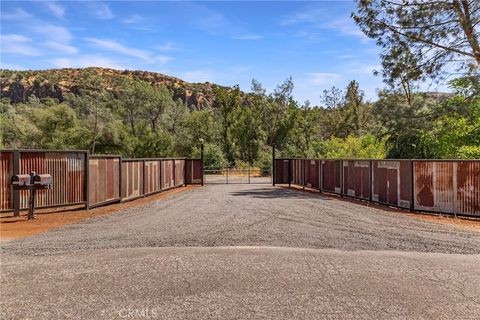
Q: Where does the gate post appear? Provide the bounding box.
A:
[200,141,204,186]
[272,144,275,186]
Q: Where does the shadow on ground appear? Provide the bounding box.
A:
[229,187,332,200]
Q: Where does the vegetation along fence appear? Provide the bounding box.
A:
[274,159,480,218]
[0,150,203,215]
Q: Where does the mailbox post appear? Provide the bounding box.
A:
[11,171,52,220]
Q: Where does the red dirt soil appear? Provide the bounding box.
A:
[0,186,197,241]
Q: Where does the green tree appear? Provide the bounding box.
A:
[353,0,480,83]
[66,72,113,153]
[419,76,480,158]
[214,86,242,164]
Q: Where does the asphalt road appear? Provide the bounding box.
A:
[1,184,480,319]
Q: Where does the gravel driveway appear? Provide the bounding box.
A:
[1,184,480,319]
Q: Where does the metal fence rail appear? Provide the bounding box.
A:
[0,150,204,215]
[274,158,480,218]
[204,167,272,184]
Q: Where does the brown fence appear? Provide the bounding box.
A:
[89,155,121,208]
[274,158,480,218]
[185,159,203,184]
[0,150,203,214]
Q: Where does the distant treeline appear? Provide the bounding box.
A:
[1,69,479,169]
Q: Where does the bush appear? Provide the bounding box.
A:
[203,143,227,169]
[322,134,387,159]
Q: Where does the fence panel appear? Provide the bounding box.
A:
[414,160,479,216]
[372,160,411,209]
[321,160,342,194]
[343,160,370,200]
[144,160,162,195]
[175,159,185,186]
[162,159,175,190]
[0,151,13,211]
[185,159,203,184]
[274,159,290,184]
[291,159,303,186]
[89,156,121,207]
[305,159,319,189]
[18,151,86,209]
[456,161,480,216]
[121,160,144,201]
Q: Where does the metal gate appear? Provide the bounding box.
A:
[204,167,272,184]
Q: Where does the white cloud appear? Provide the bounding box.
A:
[359,64,381,75]
[50,55,124,69]
[338,54,355,59]
[0,34,42,56]
[181,70,213,83]
[85,38,172,64]
[44,41,78,54]
[0,62,26,70]
[85,37,151,61]
[156,42,180,52]
[326,17,367,41]
[32,24,72,44]
[307,72,341,86]
[231,34,264,40]
[45,2,65,19]
[123,14,145,24]
[156,55,173,64]
[1,8,31,20]
[281,6,368,42]
[88,2,114,20]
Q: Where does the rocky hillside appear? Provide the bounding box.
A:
[0,67,222,109]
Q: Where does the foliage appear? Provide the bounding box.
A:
[317,135,387,159]
[418,76,480,159]
[1,68,478,162]
[203,143,227,169]
[353,0,480,85]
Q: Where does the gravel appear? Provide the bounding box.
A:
[2,184,480,256]
[1,184,480,319]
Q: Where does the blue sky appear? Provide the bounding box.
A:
[0,1,421,103]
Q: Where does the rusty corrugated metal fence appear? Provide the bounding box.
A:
[274,158,480,218]
[0,150,204,214]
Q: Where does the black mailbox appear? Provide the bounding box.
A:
[10,171,53,220]
[33,174,52,189]
[11,174,32,187]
